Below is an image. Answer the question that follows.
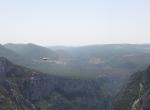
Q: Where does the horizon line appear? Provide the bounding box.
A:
[2,42,150,47]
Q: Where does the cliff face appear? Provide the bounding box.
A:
[0,57,110,110]
[113,66,150,110]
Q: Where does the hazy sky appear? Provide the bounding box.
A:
[0,0,150,46]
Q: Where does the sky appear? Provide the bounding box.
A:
[0,0,150,46]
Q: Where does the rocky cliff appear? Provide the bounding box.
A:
[113,66,150,110]
[0,57,110,110]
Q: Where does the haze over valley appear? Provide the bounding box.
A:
[1,0,150,110]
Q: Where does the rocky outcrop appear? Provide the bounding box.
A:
[131,92,150,110]
[132,99,142,110]
[113,66,150,110]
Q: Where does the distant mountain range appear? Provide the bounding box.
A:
[1,43,150,110]
[0,44,32,65]
[2,43,150,79]
[5,43,58,60]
